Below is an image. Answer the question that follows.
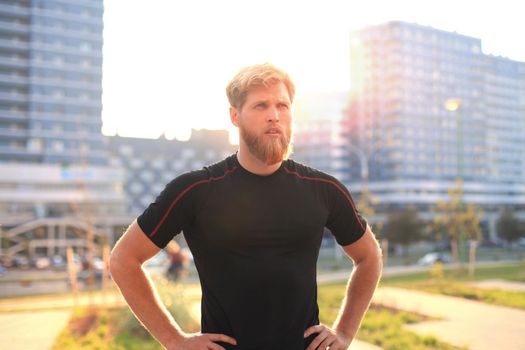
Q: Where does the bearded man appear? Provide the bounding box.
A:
[110,63,383,350]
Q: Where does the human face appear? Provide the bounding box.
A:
[232,82,293,165]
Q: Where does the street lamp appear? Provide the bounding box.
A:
[445,98,464,181]
[445,97,466,264]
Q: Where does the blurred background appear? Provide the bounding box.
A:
[0,0,524,349]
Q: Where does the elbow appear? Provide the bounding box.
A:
[109,248,127,282]
[375,243,384,272]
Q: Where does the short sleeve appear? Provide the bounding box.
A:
[325,179,368,246]
[137,171,204,248]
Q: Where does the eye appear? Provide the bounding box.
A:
[278,103,289,110]
[255,103,267,109]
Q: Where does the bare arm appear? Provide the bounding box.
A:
[332,224,383,340]
[305,224,383,350]
[110,219,236,349]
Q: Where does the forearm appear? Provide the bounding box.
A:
[332,257,382,339]
[111,259,184,348]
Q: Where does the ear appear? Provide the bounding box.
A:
[230,106,239,127]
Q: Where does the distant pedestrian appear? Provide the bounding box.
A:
[165,241,189,281]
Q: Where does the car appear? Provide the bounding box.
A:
[417,252,452,266]
[51,255,66,269]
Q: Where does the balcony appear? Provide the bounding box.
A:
[0,91,29,102]
[0,3,30,17]
[0,73,29,85]
[0,127,28,138]
[0,55,29,68]
[29,112,101,125]
[0,20,29,33]
[0,146,40,160]
[28,94,100,107]
[30,59,102,75]
[31,24,102,43]
[28,129,104,142]
[29,76,101,92]
[0,38,29,51]
[0,111,28,122]
[29,42,102,59]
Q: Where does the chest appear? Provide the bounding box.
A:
[193,177,328,252]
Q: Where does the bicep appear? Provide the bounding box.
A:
[341,224,382,264]
[111,219,162,265]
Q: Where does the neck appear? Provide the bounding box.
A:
[236,146,282,176]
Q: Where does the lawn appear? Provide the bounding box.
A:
[53,263,524,349]
[381,262,525,310]
[55,287,464,350]
[52,278,200,349]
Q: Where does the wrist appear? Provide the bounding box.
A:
[161,329,187,349]
[334,325,356,342]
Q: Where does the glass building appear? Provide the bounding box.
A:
[0,0,105,165]
[345,21,525,238]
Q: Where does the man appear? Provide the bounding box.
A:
[110,63,382,350]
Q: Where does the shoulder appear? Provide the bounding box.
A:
[283,158,342,185]
[165,154,238,193]
[283,158,358,202]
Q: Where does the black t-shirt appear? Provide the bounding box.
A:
[137,153,367,349]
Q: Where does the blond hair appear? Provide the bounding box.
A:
[226,63,295,109]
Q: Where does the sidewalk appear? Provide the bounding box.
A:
[470,279,525,292]
[0,289,125,313]
[373,287,525,350]
[0,310,71,350]
[0,289,126,350]
[318,268,525,350]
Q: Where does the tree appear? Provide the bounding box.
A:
[382,206,424,256]
[432,179,483,267]
[357,188,387,263]
[496,208,523,248]
[356,187,381,233]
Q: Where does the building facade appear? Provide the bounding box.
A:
[345,21,525,238]
[106,129,236,216]
[293,92,347,180]
[0,0,106,165]
[0,1,125,260]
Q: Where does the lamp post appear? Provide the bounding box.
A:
[344,141,388,262]
[445,98,466,264]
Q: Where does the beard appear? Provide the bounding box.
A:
[239,122,293,165]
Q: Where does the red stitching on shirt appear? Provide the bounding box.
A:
[149,166,238,238]
[283,167,366,232]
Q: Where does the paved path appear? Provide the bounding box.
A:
[2,266,524,350]
[470,279,525,292]
[0,289,125,313]
[373,287,525,350]
[0,290,126,350]
[0,310,71,350]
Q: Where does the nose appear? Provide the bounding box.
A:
[266,106,279,123]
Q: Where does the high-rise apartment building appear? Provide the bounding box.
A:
[293,92,347,180]
[0,1,128,259]
[345,21,525,237]
[0,0,106,165]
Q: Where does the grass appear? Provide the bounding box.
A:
[52,263,524,348]
[318,283,465,350]
[381,262,525,310]
[52,277,200,349]
[317,247,525,270]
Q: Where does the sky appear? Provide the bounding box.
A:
[101,0,525,141]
